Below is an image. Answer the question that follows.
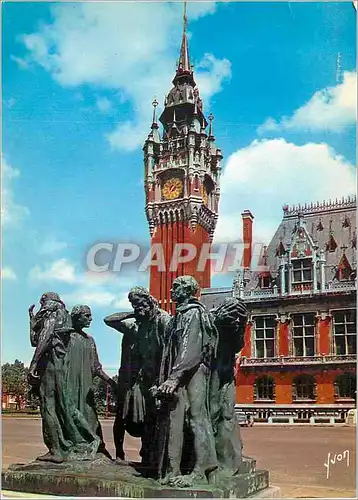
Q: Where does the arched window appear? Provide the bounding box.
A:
[334,373,356,400]
[293,374,316,401]
[193,175,200,192]
[254,376,275,401]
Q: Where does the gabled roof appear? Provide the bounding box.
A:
[246,196,357,290]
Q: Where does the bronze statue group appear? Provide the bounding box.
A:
[27,276,248,488]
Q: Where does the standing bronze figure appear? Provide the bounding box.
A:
[28,294,116,463]
[156,276,218,487]
[104,286,170,469]
[27,293,80,463]
[67,305,116,459]
[210,297,248,476]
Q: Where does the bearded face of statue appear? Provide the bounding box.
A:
[130,294,153,322]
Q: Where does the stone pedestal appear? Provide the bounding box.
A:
[2,455,278,498]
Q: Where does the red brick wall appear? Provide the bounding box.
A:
[150,221,211,312]
[235,367,355,405]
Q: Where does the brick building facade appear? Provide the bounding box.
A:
[201,197,356,424]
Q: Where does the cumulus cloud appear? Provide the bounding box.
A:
[258,71,357,134]
[215,138,356,244]
[38,237,68,255]
[2,267,17,281]
[96,97,113,114]
[14,2,229,152]
[29,258,77,284]
[1,158,29,228]
[63,289,130,309]
[28,258,145,309]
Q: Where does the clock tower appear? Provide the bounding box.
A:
[143,7,222,312]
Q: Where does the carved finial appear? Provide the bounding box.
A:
[208,112,214,138]
[152,97,158,124]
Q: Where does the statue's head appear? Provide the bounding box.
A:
[39,292,65,313]
[213,297,248,328]
[171,275,199,304]
[128,286,158,321]
[71,305,92,330]
[40,292,63,306]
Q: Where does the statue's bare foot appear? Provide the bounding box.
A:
[89,436,101,456]
[36,452,64,464]
[159,471,180,486]
[169,472,207,488]
[115,457,130,466]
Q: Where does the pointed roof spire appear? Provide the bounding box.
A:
[173,1,194,84]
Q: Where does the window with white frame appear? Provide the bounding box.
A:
[254,376,275,401]
[292,313,315,356]
[332,310,356,355]
[334,373,356,400]
[292,258,312,283]
[293,374,316,400]
[254,317,276,358]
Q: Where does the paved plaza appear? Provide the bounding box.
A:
[2,418,356,498]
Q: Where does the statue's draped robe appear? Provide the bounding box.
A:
[66,330,108,455]
[30,305,105,460]
[209,298,247,475]
[157,299,218,480]
[209,322,244,474]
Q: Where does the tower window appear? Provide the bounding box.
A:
[292,258,312,283]
[254,317,276,358]
[293,375,316,400]
[292,313,315,357]
[332,310,356,355]
[254,376,275,401]
[334,373,356,400]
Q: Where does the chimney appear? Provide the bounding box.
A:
[242,210,254,269]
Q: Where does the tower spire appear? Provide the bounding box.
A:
[175,0,192,78]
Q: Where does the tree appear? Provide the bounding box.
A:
[1,359,29,409]
[93,377,107,413]
[93,375,118,414]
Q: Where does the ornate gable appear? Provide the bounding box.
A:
[290,216,315,259]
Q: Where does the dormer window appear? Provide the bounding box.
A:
[326,234,338,252]
[336,253,353,281]
[292,258,312,283]
[260,276,271,289]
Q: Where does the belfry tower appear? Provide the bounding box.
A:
[143,5,222,312]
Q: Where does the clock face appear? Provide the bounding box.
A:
[162,177,183,200]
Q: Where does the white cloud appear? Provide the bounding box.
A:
[14,2,230,152]
[10,55,29,70]
[1,158,30,228]
[258,71,357,134]
[29,258,77,284]
[28,258,145,310]
[2,267,17,281]
[96,97,112,114]
[38,237,68,255]
[195,53,231,106]
[215,138,356,245]
[63,289,129,309]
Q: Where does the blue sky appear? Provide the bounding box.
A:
[2,1,356,374]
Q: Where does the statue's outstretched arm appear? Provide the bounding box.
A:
[103,312,135,333]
